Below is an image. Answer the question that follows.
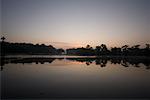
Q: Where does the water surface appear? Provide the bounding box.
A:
[1,56,150,99]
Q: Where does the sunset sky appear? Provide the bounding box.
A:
[1,0,150,49]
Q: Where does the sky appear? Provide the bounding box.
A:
[1,0,150,49]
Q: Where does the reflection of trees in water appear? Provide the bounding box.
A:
[121,60,129,67]
[1,57,150,71]
[66,58,95,66]
[0,56,12,71]
[67,57,150,69]
[95,59,107,67]
[10,58,56,64]
[0,58,56,71]
[86,61,92,66]
[121,58,150,69]
[0,57,5,71]
[110,58,121,64]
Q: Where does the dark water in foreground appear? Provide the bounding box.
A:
[1,56,150,99]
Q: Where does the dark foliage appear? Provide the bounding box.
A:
[1,41,149,56]
[66,44,150,56]
[0,42,64,55]
[66,45,95,56]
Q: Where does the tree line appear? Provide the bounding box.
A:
[0,42,64,55]
[0,41,149,56]
[66,44,150,56]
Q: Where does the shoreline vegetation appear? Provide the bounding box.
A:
[0,41,150,57]
[0,41,150,70]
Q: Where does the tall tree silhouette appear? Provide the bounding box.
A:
[111,47,121,56]
[97,44,109,55]
[129,45,140,56]
[144,44,150,56]
[95,46,101,56]
[121,45,129,56]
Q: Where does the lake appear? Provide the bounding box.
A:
[1,56,150,99]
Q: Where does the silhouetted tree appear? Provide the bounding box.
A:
[95,46,101,56]
[66,45,95,56]
[95,44,109,56]
[144,44,150,56]
[57,48,65,55]
[129,45,140,56]
[86,44,91,49]
[111,47,121,56]
[146,44,150,49]
[121,45,129,56]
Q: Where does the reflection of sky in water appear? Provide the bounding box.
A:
[2,59,150,98]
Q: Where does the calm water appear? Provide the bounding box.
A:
[1,56,150,99]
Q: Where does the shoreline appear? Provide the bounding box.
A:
[1,55,150,59]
